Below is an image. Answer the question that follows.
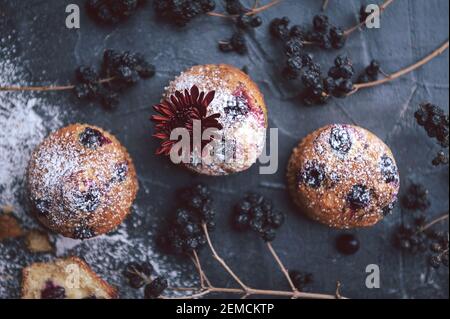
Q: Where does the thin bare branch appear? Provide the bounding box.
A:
[0,77,114,92]
[344,0,395,36]
[350,40,449,95]
[266,242,298,292]
[202,223,250,292]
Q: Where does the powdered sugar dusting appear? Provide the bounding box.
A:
[1,45,195,298]
[0,56,63,227]
[0,42,63,297]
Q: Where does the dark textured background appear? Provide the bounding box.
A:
[1,0,449,299]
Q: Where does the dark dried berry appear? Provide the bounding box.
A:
[366,59,380,79]
[270,17,290,40]
[284,38,304,57]
[432,150,449,166]
[250,16,263,28]
[290,25,306,39]
[144,277,168,299]
[359,4,371,24]
[123,262,153,289]
[336,234,360,255]
[267,210,285,228]
[336,79,354,95]
[329,126,352,154]
[335,55,352,68]
[154,0,216,26]
[225,0,249,15]
[323,77,337,94]
[221,32,248,55]
[87,0,141,24]
[289,270,314,291]
[233,213,250,231]
[313,14,329,32]
[429,255,442,269]
[261,228,276,242]
[414,103,449,148]
[401,183,430,211]
[330,27,346,49]
[347,185,371,209]
[76,66,99,84]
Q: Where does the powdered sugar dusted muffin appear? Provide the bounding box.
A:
[287,124,400,229]
[27,124,138,239]
[152,64,267,176]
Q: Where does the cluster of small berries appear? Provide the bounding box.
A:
[269,16,359,105]
[357,60,382,83]
[123,262,168,298]
[414,102,449,166]
[306,14,347,50]
[153,0,216,27]
[393,214,449,269]
[74,49,155,109]
[270,14,345,50]
[401,183,431,212]
[86,0,144,24]
[269,17,313,80]
[219,1,263,55]
[302,55,356,105]
[232,193,285,242]
[158,184,215,255]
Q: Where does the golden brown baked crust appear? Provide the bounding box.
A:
[163,64,268,176]
[287,124,400,229]
[22,256,117,299]
[27,124,138,239]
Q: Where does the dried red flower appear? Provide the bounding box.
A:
[151,85,223,155]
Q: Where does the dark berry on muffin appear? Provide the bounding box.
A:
[40,281,66,299]
[73,225,96,240]
[347,185,371,209]
[79,127,111,149]
[380,154,399,183]
[298,161,326,188]
[329,126,352,154]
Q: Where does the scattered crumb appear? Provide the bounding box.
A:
[25,230,54,253]
[0,214,24,241]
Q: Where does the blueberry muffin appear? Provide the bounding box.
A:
[27,124,138,239]
[152,64,267,176]
[22,257,117,299]
[287,124,400,229]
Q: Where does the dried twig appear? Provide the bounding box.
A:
[266,242,297,292]
[322,0,330,11]
[418,213,449,234]
[0,78,114,92]
[202,223,250,292]
[206,0,282,18]
[162,224,347,299]
[344,0,395,36]
[350,40,449,95]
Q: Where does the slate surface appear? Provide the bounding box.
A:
[0,0,449,299]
